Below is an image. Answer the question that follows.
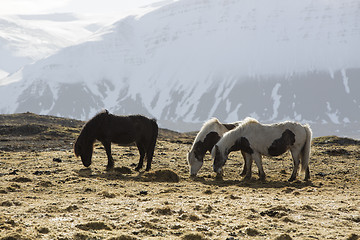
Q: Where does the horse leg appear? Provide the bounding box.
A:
[145,123,157,172]
[135,142,146,171]
[243,153,253,180]
[253,152,266,181]
[145,144,155,172]
[240,151,248,176]
[289,149,301,182]
[301,148,311,181]
[102,141,114,170]
[304,167,310,181]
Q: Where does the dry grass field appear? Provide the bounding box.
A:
[0,113,359,240]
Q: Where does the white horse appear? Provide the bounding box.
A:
[211,118,312,181]
[187,118,247,176]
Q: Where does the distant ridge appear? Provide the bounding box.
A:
[0,0,359,138]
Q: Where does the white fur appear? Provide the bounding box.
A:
[188,155,203,175]
[188,118,240,176]
[213,117,259,155]
[192,118,226,145]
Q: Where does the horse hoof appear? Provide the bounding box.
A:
[215,174,223,181]
[288,177,295,182]
[190,175,197,180]
[135,167,141,172]
[243,176,251,181]
[106,166,114,171]
[145,167,151,172]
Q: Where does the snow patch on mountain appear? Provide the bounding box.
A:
[0,13,107,78]
[0,0,359,138]
[341,69,350,94]
[270,83,281,121]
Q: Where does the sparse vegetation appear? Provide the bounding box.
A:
[0,113,359,239]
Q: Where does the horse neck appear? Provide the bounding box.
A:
[79,124,97,145]
[219,127,243,153]
[194,121,222,145]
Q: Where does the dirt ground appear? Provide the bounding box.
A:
[0,113,359,240]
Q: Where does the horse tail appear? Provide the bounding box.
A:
[300,124,312,175]
[74,135,80,157]
[148,118,158,158]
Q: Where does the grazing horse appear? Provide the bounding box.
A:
[212,118,312,181]
[187,118,248,176]
[74,110,158,171]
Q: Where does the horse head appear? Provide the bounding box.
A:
[187,141,206,176]
[74,135,93,167]
[212,145,226,174]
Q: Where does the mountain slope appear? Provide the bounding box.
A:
[0,14,104,78]
[0,0,359,137]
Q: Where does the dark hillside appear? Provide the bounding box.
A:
[0,112,193,151]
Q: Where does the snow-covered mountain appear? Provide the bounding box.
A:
[1,0,360,138]
[0,13,105,79]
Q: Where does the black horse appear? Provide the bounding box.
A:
[74,110,158,171]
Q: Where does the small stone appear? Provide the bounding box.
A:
[275,234,293,240]
[38,227,50,234]
[53,158,62,163]
[246,228,260,236]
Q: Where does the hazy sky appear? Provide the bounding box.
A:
[0,0,168,17]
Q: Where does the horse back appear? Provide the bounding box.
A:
[240,122,307,156]
[192,119,235,154]
[98,114,155,145]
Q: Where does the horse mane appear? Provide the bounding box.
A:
[217,117,259,152]
[82,110,108,131]
[201,118,221,131]
[74,110,108,155]
[241,117,259,126]
[193,118,222,144]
